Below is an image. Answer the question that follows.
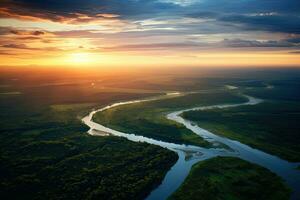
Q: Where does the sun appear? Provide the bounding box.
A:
[67,52,94,64]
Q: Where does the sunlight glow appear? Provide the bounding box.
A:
[66,53,95,65]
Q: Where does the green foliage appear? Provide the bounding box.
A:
[169,157,291,200]
[182,101,300,161]
[2,73,297,199]
[93,92,247,147]
[239,79,300,101]
[0,86,177,200]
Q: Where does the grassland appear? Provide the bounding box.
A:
[169,157,291,200]
[93,91,247,147]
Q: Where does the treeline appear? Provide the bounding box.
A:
[0,91,177,199]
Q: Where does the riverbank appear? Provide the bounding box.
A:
[83,91,299,199]
[169,157,291,200]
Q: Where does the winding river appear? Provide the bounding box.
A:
[82,92,300,200]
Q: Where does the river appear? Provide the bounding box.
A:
[82,92,300,200]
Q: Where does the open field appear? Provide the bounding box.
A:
[169,157,291,200]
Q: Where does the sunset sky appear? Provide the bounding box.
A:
[0,0,300,68]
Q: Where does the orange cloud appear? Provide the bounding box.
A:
[0,7,48,22]
[0,7,120,25]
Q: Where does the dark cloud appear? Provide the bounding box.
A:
[0,0,299,35]
[0,50,18,55]
[102,42,208,51]
[187,0,300,34]
[222,39,299,48]
[0,43,61,51]
[0,0,300,48]
[187,0,300,16]
[0,26,12,35]
[0,1,113,23]
[220,14,300,34]
[100,38,300,52]
[289,51,300,54]
[285,37,300,44]
[1,43,30,49]
[0,0,177,23]
[186,11,219,19]
[9,29,45,36]
[16,36,41,40]
[32,30,44,35]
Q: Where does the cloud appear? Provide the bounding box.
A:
[0,26,12,35]
[186,0,300,34]
[0,43,45,51]
[285,37,300,44]
[289,51,300,54]
[101,42,208,51]
[99,38,300,52]
[1,43,62,51]
[0,50,18,55]
[222,38,299,48]
[32,30,44,35]
[16,36,41,40]
[0,0,176,24]
[9,29,45,36]
[1,43,29,49]
[0,2,120,24]
[0,0,300,57]
[219,14,300,34]
[0,0,300,35]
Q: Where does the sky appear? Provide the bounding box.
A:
[0,0,300,68]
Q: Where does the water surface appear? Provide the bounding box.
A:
[82,92,300,200]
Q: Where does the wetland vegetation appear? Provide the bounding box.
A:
[169,157,291,200]
[1,68,299,200]
[93,91,247,147]
[182,82,300,162]
[0,74,177,200]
